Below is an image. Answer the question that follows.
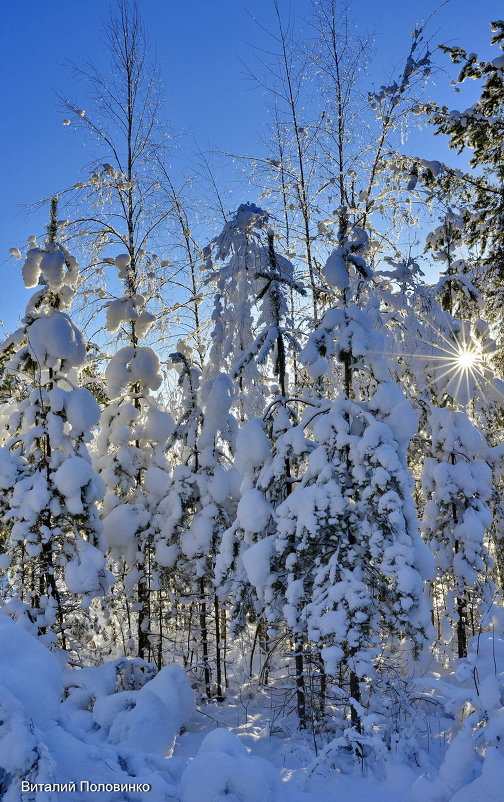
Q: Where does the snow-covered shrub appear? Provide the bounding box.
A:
[180,728,278,802]
[0,616,194,800]
[413,631,504,801]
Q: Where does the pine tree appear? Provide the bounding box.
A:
[210,215,308,723]
[279,221,434,740]
[0,202,111,650]
[421,407,494,657]
[421,21,504,371]
[202,203,272,420]
[155,346,236,699]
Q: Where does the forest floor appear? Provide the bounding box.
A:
[4,617,502,801]
[173,686,420,801]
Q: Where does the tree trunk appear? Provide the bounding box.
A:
[294,638,307,730]
[214,594,224,701]
[349,669,362,733]
[137,568,150,661]
[199,578,211,698]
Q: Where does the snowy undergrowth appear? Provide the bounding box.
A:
[0,616,189,801]
[3,615,504,801]
[176,626,504,802]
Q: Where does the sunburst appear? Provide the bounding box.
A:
[417,334,485,407]
[378,314,502,409]
[456,348,479,372]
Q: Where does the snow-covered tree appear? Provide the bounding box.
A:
[95,302,173,661]
[267,221,434,739]
[421,408,494,658]
[420,21,504,372]
[154,346,236,699]
[295,330,432,723]
[208,217,309,720]
[60,0,171,322]
[0,204,111,650]
[57,0,178,663]
[203,203,302,419]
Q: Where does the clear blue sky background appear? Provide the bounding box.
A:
[0,0,501,332]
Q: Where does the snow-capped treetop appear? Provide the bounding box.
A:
[203,206,304,417]
[323,226,373,291]
[301,300,389,385]
[209,203,269,263]
[104,345,162,398]
[22,245,79,293]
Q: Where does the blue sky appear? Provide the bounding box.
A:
[0,0,501,332]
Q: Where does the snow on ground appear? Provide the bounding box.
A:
[2,616,504,801]
[174,693,419,802]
